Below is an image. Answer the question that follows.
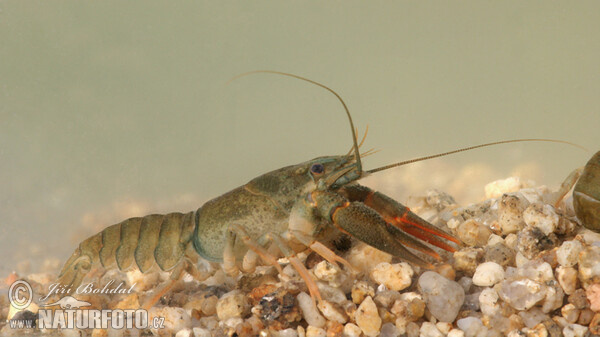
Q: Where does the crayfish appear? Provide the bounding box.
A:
[55,71,577,308]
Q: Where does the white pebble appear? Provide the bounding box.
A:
[457,277,473,293]
[587,283,600,312]
[306,326,326,337]
[518,260,554,283]
[485,177,526,199]
[370,262,413,291]
[504,233,518,250]
[400,291,423,302]
[518,307,548,328]
[436,322,452,335]
[457,219,492,247]
[515,251,530,268]
[343,323,362,337]
[216,290,250,320]
[314,261,344,286]
[523,203,559,235]
[380,322,400,337]
[223,317,243,329]
[317,282,348,304]
[282,264,300,279]
[563,324,588,337]
[557,240,583,267]
[556,266,579,295]
[406,322,420,337]
[175,329,192,337]
[198,316,218,330]
[447,329,465,337]
[126,269,161,292]
[351,280,375,304]
[345,243,392,275]
[355,296,381,337]
[297,292,326,328]
[553,316,569,329]
[497,278,547,311]
[453,248,481,274]
[193,327,211,337]
[278,329,298,337]
[200,296,218,316]
[479,288,500,316]
[394,317,408,335]
[580,228,600,245]
[447,218,460,229]
[314,260,337,279]
[456,317,487,337]
[577,245,600,285]
[541,282,564,313]
[417,271,465,322]
[419,322,443,337]
[374,290,401,308]
[472,262,504,286]
[561,303,580,323]
[487,234,504,246]
[317,300,347,324]
[505,266,517,278]
[497,193,530,235]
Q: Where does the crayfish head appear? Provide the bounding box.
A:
[244,154,363,213]
[306,155,365,192]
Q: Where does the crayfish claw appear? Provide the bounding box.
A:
[330,201,436,269]
[340,184,461,254]
[390,210,459,252]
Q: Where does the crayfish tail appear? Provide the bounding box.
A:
[54,211,197,301]
[55,247,93,298]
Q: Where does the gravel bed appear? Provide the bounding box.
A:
[1,176,599,337]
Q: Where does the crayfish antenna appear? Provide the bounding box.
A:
[368,139,586,174]
[228,70,364,174]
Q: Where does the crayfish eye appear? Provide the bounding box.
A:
[310,163,325,175]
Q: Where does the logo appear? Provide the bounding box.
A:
[7,280,164,330]
[8,280,33,311]
[39,295,92,309]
